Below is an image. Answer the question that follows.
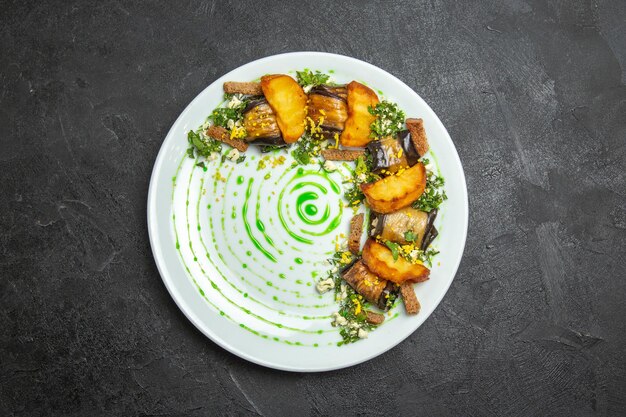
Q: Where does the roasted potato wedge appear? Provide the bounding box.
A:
[362,239,430,284]
[360,163,426,213]
[340,81,379,147]
[260,75,307,143]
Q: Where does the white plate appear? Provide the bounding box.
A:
[147,52,468,372]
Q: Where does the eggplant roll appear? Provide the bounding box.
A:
[243,98,285,145]
[371,207,438,251]
[366,130,421,174]
[307,85,348,136]
[342,260,397,310]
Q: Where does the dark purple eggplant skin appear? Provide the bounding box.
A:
[367,131,421,173]
[397,129,421,164]
[243,96,267,113]
[420,209,439,251]
[309,85,347,101]
[366,139,399,173]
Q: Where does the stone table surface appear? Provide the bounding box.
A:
[2,0,626,416]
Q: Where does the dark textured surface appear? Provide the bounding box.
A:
[2,0,625,415]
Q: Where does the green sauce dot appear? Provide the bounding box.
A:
[246,251,252,256]
[242,264,247,269]
[295,257,303,264]
[243,293,248,298]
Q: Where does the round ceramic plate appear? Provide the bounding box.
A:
[147,52,468,372]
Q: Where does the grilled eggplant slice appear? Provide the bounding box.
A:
[362,239,430,284]
[367,130,421,174]
[367,136,408,174]
[342,260,386,305]
[361,163,427,213]
[243,98,284,144]
[307,85,348,136]
[372,207,439,250]
[367,130,420,174]
[260,74,307,144]
[340,81,379,147]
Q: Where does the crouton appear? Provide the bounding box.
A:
[320,149,365,161]
[365,310,385,325]
[348,213,364,254]
[223,81,263,96]
[405,118,429,157]
[205,125,249,152]
[400,282,420,315]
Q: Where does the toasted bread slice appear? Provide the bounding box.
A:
[406,118,429,157]
[400,283,420,315]
[205,126,249,152]
[348,213,364,254]
[223,81,263,96]
[320,149,365,161]
[365,310,385,325]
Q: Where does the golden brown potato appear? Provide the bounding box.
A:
[340,81,379,147]
[360,163,426,213]
[361,239,430,284]
[260,75,307,143]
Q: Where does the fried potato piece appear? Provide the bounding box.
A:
[260,75,307,144]
[361,239,430,284]
[340,81,379,147]
[360,163,426,213]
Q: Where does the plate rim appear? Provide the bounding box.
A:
[147,51,469,372]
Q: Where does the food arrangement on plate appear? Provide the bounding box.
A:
[185,69,447,345]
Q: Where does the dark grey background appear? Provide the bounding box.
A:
[2,0,625,415]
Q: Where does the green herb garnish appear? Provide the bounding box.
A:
[384,240,400,261]
[291,134,323,165]
[296,69,330,88]
[236,155,246,164]
[187,130,222,156]
[413,172,447,212]
[404,230,416,242]
[368,101,406,138]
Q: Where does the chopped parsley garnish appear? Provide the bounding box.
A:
[186,147,195,159]
[260,144,285,153]
[368,101,406,138]
[236,155,246,164]
[187,130,222,157]
[412,170,447,212]
[291,133,323,165]
[296,69,330,88]
[208,94,249,129]
[404,230,416,242]
[344,154,379,206]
